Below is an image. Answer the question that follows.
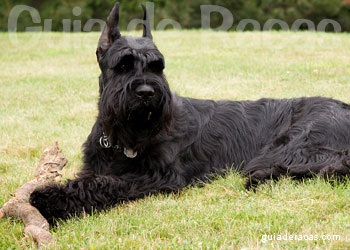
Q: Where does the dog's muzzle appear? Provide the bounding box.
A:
[135,84,155,101]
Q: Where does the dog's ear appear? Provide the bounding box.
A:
[97,2,121,60]
[141,4,152,40]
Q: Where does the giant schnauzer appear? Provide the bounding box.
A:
[30,3,350,223]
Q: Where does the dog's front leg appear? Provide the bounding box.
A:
[29,172,184,224]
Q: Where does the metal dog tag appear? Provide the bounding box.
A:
[100,134,112,148]
[124,148,137,158]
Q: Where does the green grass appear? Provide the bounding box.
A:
[1,31,350,249]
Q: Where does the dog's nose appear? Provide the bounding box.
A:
[135,85,155,100]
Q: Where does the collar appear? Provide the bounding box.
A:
[99,131,138,158]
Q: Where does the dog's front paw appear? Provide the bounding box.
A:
[29,184,69,224]
[244,170,272,190]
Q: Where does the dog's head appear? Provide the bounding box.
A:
[96,3,173,152]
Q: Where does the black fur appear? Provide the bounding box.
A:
[29,3,350,224]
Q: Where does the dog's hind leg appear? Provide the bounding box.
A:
[244,145,350,189]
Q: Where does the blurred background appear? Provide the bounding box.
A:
[1,0,350,32]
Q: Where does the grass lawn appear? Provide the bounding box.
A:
[1,31,350,249]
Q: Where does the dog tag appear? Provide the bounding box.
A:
[100,135,112,148]
[124,148,137,158]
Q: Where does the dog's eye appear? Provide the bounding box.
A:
[120,64,127,71]
[115,55,134,73]
[116,62,133,73]
[148,60,164,73]
[115,62,133,73]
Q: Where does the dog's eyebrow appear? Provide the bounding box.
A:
[143,50,164,64]
[108,49,134,69]
[107,41,164,70]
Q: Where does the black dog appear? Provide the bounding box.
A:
[30,3,350,224]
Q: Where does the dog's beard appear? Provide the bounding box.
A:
[98,80,172,151]
[125,93,161,125]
